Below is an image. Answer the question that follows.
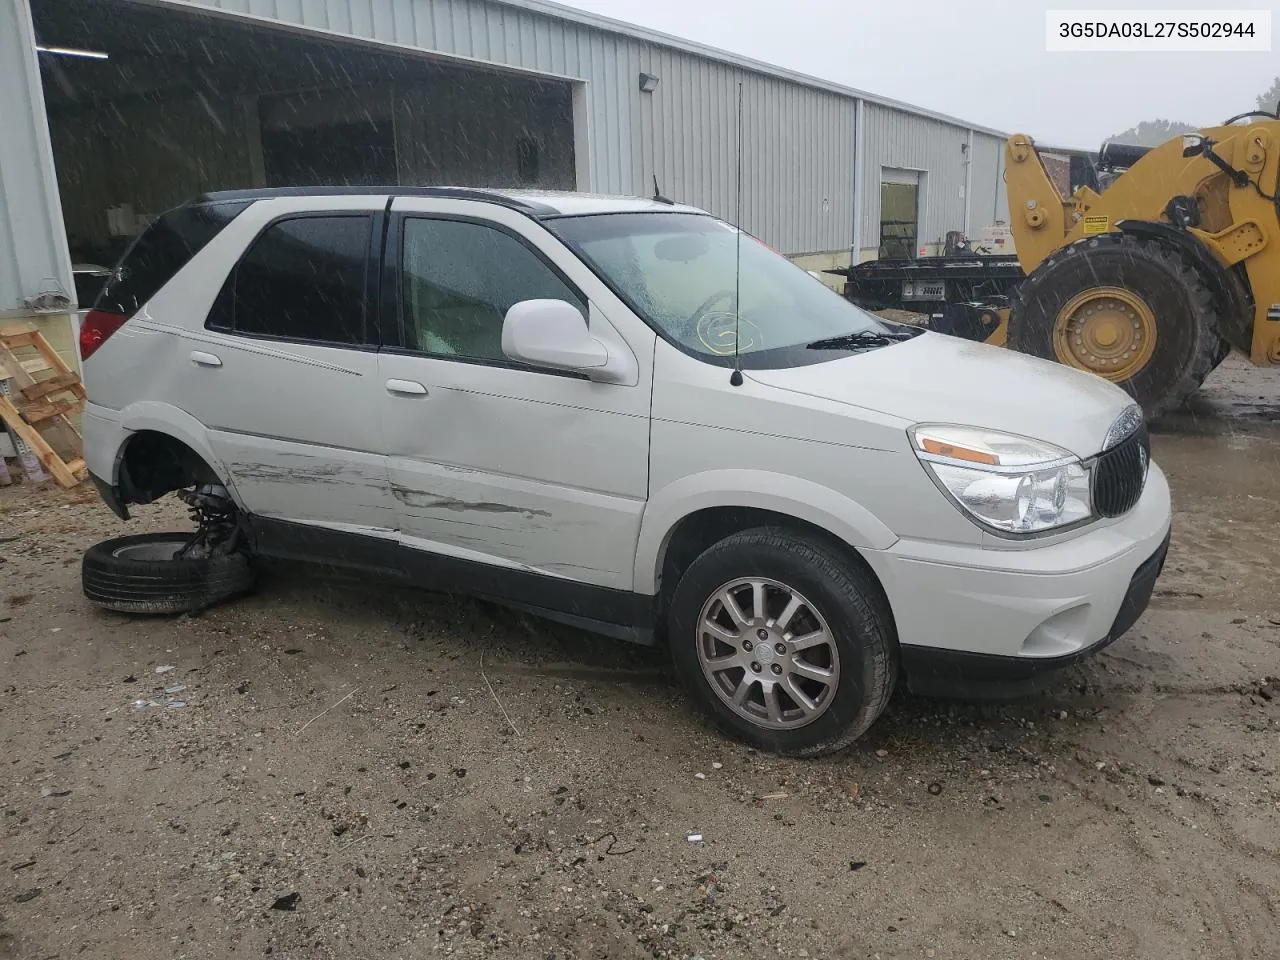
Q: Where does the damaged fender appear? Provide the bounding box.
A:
[113,401,245,510]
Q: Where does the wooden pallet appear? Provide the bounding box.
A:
[0,322,87,487]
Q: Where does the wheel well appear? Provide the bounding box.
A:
[657,506,894,624]
[118,431,221,506]
[1116,220,1252,349]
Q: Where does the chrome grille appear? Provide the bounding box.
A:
[1092,424,1149,518]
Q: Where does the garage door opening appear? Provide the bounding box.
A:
[31,0,578,300]
[879,170,920,259]
[261,115,398,188]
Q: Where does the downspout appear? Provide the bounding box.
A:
[851,98,865,263]
[994,147,1002,222]
[963,128,974,235]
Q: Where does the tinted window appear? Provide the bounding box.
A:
[97,201,250,315]
[210,215,370,345]
[401,218,585,361]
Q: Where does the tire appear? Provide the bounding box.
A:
[1211,335,1233,368]
[82,532,255,615]
[667,527,897,756]
[1008,233,1220,421]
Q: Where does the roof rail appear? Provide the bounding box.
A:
[195,186,560,216]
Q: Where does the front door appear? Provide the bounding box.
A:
[879,169,921,258]
[377,198,654,592]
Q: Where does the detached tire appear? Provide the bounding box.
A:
[1009,234,1220,421]
[668,528,897,756]
[82,533,254,615]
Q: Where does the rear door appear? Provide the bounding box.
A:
[377,198,655,592]
[175,197,396,532]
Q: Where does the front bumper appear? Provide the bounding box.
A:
[898,532,1168,698]
[863,463,1172,699]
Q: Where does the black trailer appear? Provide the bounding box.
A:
[828,254,1025,314]
[826,253,1028,341]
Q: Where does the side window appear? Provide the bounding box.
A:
[400,218,586,362]
[207,215,371,345]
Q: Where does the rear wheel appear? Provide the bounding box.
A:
[82,532,254,615]
[667,528,896,756]
[1009,234,1220,420]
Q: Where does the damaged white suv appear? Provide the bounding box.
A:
[80,188,1171,754]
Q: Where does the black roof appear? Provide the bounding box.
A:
[196,186,561,217]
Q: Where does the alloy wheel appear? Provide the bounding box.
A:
[695,577,840,730]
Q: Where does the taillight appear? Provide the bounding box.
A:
[80,309,129,361]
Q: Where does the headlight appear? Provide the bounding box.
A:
[911,425,1092,535]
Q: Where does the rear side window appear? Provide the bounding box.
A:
[208,215,371,346]
[95,201,250,315]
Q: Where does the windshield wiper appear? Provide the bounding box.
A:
[805,327,922,351]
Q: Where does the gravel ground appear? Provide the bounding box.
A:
[1,355,1278,960]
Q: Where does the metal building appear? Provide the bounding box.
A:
[1,0,1009,360]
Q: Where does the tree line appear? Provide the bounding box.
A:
[1109,75,1280,145]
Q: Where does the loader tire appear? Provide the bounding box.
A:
[1212,335,1232,368]
[1009,233,1220,421]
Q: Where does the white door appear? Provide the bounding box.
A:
[377,198,655,592]
[176,202,395,531]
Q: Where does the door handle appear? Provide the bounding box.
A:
[386,379,428,396]
[190,350,222,368]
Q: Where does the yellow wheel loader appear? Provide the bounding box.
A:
[1003,114,1280,419]
[837,113,1280,420]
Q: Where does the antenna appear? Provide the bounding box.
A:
[730,81,744,387]
[652,173,674,205]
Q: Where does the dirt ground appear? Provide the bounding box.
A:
[2,356,1278,960]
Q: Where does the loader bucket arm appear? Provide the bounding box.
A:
[1004,134,1081,273]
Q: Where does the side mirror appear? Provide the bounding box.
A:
[503,299,609,374]
[1182,134,1206,158]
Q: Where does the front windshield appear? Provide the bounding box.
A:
[549,212,900,367]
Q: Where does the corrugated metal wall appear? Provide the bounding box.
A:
[858,101,974,255]
[181,0,858,255]
[640,49,858,255]
[2,0,1008,310]
[0,0,72,313]
[969,131,1008,231]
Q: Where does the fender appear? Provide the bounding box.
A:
[632,468,899,594]
[1116,218,1253,350]
[115,401,245,509]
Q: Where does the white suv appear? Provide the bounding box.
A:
[78,188,1171,754]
